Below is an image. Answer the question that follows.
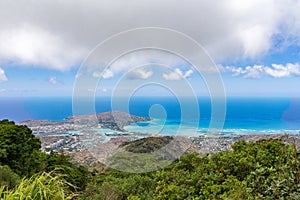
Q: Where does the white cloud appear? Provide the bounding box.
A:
[0,24,86,70]
[222,63,300,78]
[93,69,114,79]
[90,50,188,79]
[265,63,300,78]
[0,1,300,70]
[222,65,264,78]
[47,76,62,84]
[0,89,6,92]
[102,70,114,79]
[163,68,193,80]
[92,71,101,78]
[184,69,193,78]
[107,50,188,76]
[0,67,7,82]
[127,68,153,79]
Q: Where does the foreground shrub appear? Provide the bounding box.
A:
[0,171,76,200]
[0,165,20,189]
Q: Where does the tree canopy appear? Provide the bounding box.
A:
[0,119,89,193]
[0,120,41,176]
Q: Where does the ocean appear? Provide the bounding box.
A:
[1,96,300,135]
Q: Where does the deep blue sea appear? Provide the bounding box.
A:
[1,96,300,135]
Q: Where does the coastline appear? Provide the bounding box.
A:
[124,118,300,136]
[19,111,300,149]
[17,111,300,168]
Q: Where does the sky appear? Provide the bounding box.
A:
[0,0,300,97]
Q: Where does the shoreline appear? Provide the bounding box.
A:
[17,111,300,167]
[16,111,300,169]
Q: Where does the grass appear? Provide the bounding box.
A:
[0,171,76,200]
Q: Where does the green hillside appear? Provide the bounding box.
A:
[1,119,300,199]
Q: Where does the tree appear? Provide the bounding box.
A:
[0,120,41,176]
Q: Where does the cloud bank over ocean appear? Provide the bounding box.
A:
[221,63,300,78]
[0,0,300,72]
[0,1,300,96]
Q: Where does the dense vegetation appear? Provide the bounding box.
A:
[0,119,41,176]
[120,136,173,153]
[80,138,300,200]
[1,119,300,199]
[0,172,75,200]
[0,120,89,198]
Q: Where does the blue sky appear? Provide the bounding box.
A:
[0,0,300,97]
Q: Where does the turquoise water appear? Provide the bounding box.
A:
[124,119,300,136]
[1,96,300,135]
